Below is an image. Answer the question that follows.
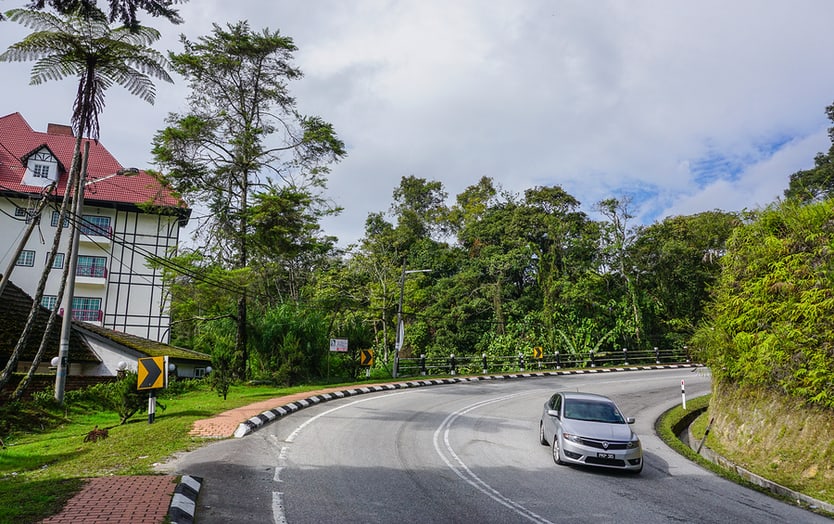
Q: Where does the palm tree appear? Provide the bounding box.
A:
[0,6,173,398]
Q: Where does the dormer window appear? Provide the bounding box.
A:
[20,146,60,186]
[33,163,50,178]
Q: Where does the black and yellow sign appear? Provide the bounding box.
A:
[360,349,374,367]
[137,356,168,390]
[533,347,544,359]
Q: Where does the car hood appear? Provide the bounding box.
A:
[562,419,636,441]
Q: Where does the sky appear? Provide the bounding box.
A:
[2,1,834,249]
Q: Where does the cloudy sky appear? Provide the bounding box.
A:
[3,1,834,248]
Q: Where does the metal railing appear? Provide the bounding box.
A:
[394,347,692,378]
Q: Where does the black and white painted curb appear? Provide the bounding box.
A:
[233,364,700,438]
[168,475,202,524]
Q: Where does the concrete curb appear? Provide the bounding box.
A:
[686,425,834,515]
[233,363,700,438]
[168,475,202,524]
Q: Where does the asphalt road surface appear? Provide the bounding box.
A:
[162,368,831,523]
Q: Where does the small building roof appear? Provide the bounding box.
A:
[76,322,212,363]
[0,276,98,366]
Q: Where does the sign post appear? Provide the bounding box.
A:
[360,349,374,377]
[137,356,168,424]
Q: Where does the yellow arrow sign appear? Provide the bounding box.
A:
[533,347,543,359]
[360,349,374,367]
[137,356,167,390]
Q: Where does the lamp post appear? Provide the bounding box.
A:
[54,141,138,403]
[393,262,431,378]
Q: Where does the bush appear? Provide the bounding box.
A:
[85,372,148,424]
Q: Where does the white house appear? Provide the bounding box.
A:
[0,112,191,344]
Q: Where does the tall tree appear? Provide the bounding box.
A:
[596,197,642,345]
[153,21,345,378]
[0,6,171,396]
[630,210,739,348]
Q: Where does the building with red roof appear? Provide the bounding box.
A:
[0,112,191,350]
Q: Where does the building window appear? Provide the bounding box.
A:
[72,297,102,322]
[15,207,38,224]
[48,252,65,269]
[16,250,35,267]
[76,255,107,278]
[51,211,69,228]
[33,163,50,178]
[80,215,111,237]
[41,295,58,311]
[195,368,207,378]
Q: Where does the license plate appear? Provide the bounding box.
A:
[597,452,615,459]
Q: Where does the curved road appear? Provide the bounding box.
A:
[163,369,829,523]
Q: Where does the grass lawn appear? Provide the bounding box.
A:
[0,381,349,524]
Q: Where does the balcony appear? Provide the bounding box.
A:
[79,224,112,245]
[59,308,103,322]
[75,265,107,285]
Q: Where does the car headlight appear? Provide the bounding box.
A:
[626,437,641,449]
[562,432,582,443]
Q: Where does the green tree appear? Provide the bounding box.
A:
[785,102,834,203]
[631,210,739,348]
[596,197,643,345]
[153,21,345,379]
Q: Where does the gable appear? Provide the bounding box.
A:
[20,145,63,186]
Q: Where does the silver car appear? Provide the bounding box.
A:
[539,391,643,473]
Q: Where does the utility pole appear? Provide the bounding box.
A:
[392,262,431,378]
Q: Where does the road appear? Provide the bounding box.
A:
[162,368,830,523]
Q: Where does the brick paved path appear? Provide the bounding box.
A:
[188,386,382,438]
[40,475,177,524]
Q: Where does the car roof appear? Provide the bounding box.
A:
[560,392,614,403]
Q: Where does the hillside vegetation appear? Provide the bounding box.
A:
[694,199,834,498]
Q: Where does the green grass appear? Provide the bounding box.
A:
[0,380,360,524]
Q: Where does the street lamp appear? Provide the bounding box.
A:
[393,263,431,378]
[54,141,138,403]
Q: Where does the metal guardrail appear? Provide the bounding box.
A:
[395,347,692,377]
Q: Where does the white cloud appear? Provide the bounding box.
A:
[2,1,833,247]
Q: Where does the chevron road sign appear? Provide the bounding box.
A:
[137,356,168,390]
[533,347,543,360]
[360,349,374,367]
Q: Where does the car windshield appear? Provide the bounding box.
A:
[563,399,625,424]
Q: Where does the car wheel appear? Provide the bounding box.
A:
[552,436,564,465]
[539,422,548,446]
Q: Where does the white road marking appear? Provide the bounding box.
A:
[271,391,409,523]
[272,491,288,524]
[433,392,554,524]
[285,391,409,442]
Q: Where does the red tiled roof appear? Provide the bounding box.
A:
[0,112,187,211]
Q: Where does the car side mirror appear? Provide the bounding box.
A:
[548,409,560,418]
[626,417,635,424]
